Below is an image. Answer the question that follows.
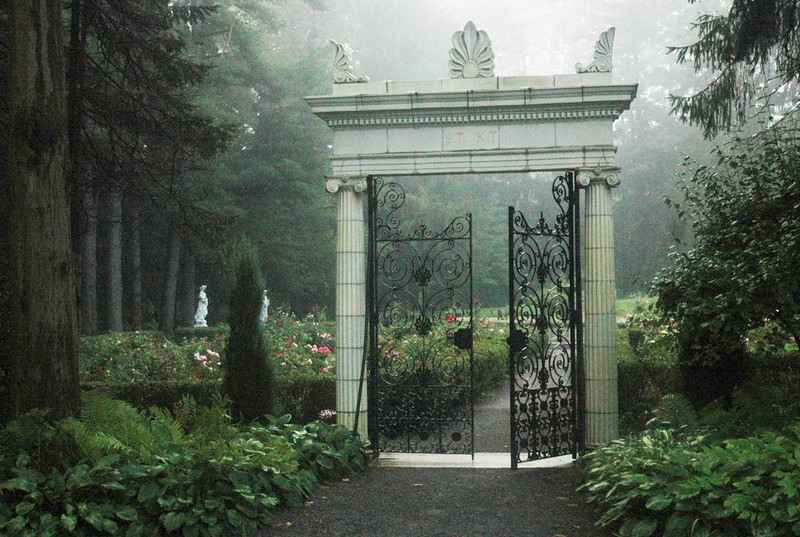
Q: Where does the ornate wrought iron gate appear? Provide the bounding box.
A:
[508,171,582,468]
[368,177,474,455]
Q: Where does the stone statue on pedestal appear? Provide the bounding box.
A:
[259,290,270,324]
[194,285,208,327]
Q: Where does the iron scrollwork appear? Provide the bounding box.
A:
[370,177,474,455]
[508,172,580,467]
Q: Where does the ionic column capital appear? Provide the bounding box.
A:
[326,177,367,194]
[576,167,621,188]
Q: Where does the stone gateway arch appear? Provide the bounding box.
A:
[306,23,637,464]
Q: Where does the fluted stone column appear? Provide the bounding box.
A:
[577,168,620,447]
[326,177,367,434]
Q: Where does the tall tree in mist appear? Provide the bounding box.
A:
[188,3,336,313]
[68,0,231,333]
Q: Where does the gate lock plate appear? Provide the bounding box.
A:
[507,329,528,354]
[453,328,472,350]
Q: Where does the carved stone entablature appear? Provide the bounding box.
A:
[577,167,621,188]
[323,107,626,128]
[326,177,367,193]
[576,28,615,73]
[308,85,637,129]
[330,40,369,84]
[449,21,495,78]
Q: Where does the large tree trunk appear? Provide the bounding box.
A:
[129,202,143,330]
[8,0,80,421]
[66,0,86,187]
[107,186,123,331]
[159,224,182,333]
[180,240,196,327]
[79,187,98,334]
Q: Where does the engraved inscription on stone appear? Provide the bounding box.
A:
[443,126,499,150]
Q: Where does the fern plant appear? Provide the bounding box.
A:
[61,391,185,462]
[647,393,698,433]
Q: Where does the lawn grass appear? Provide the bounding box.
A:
[616,294,655,317]
[478,295,656,320]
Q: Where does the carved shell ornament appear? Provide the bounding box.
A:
[329,39,369,83]
[576,27,615,73]
[448,21,495,78]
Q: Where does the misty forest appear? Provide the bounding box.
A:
[2,1,800,536]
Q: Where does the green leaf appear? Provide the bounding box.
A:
[645,495,673,511]
[124,522,145,537]
[226,508,244,529]
[138,481,165,503]
[47,469,66,494]
[184,523,201,537]
[631,519,659,537]
[83,510,106,531]
[66,465,91,490]
[102,518,119,534]
[0,477,37,493]
[5,516,28,533]
[115,505,138,522]
[161,511,185,531]
[15,502,35,516]
[61,514,78,531]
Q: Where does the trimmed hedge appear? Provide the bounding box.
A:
[617,326,680,433]
[80,324,507,428]
[172,325,230,341]
[82,377,337,426]
[81,380,222,410]
[277,373,336,425]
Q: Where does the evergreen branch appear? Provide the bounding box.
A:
[669,64,754,137]
[669,0,800,136]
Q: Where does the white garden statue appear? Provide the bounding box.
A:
[194,285,208,327]
[259,290,270,324]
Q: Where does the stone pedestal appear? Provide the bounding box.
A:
[577,168,620,447]
[326,177,368,434]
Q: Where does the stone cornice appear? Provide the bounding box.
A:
[306,84,638,128]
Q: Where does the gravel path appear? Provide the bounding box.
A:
[256,385,610,537]
[260,465,608,537]
[474,382,510,452]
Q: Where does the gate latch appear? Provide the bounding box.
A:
[453,328,472,350]
[507,329,528,354]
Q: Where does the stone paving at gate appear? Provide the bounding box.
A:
[258,387,611,537]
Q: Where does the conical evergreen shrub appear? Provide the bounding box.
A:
[223,253,273,422]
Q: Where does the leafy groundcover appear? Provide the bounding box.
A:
[581,421,800,537]
[0,392,367,536]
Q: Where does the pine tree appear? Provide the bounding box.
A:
[223,252,273,423]
[669,0,800,137]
